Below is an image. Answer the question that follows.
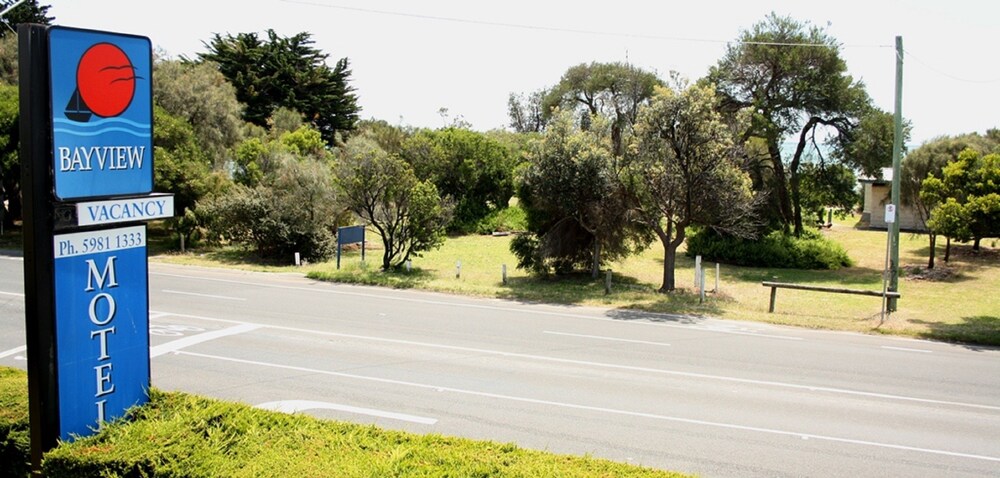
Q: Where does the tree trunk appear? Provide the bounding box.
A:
[591,240,602,279]
[789,118,820,237]
[944,237,951,262]
[974,237,981,251]
[656,220,687,293]
[927,233,936,269]
[790,169,803,236]
[766,140,793,232]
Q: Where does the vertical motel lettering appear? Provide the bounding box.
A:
[86,256,119,422]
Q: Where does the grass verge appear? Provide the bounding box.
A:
[0,367,687,477]
[96,217,1000,346]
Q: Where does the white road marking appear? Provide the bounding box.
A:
[544,331,671,347]
[881,346,932,354]
[150,271,801,341]
[256,399,437,425]
[0,345,26,359]
[183,350,1000,464]
[161,289,246,301]
[0,290,24,297]
[149,323,260,358]
[153,310,1000,412]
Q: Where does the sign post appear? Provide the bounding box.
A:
[19,24,169,472]
[881,204,897,323]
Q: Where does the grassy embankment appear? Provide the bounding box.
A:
[0,367,687,477]
[150,216,1000,346]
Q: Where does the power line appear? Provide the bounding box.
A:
[281,0,889,49]
[904,48,1000,84]
[284,1,1000,84]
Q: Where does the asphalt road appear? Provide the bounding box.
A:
[1,257,999,477]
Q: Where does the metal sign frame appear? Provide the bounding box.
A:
[19,23,166,472]
[336,225,366,269]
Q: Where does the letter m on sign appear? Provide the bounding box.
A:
[85,257,118,292]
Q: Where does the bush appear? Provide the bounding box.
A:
[686,228,853,269]
[0,367,30,478]
[474,204,528,234]
[198,156,343,262]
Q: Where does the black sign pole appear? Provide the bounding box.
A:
[18,23,59,472]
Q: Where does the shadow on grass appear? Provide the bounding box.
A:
[495,274,620,306]
[495,272,726,319]
[729,265,888,287]
[910,315,1000,349]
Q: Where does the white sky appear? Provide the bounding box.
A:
[46,0,1000,146]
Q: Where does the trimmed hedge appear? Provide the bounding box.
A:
[686,228,853,270]
[0,367,30,478]
[0,367,686,477]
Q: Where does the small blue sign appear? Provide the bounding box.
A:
[53,225,149,440]
[338,225,365,245]
[49,27,153,201]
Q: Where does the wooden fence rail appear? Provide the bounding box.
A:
[762,281,901,313]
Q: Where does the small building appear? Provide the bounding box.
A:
[859,167,926,231]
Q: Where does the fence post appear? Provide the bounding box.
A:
[502,264,507,285]
[456,260,462,279]
[700,269,706,304]
[694,255,702,289]
[715,263,720,293]
[605,269,612,295]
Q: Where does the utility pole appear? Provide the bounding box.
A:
[888,36,904,311]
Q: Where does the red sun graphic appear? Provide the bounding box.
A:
[76,43,136,118]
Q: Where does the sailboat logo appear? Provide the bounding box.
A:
[64,42,140,122]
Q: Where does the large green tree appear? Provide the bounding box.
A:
[200,30,359,145]
[153,59,244,167]
[922,148,1000,252]
[708,13,891,236]
[626,84,758,292]
[902,132,998,267]
[0,0,52,37]
[507,89,547,133]
[401,128,518,233]
[337,136,451,270]
[513,110,649,277]
[542,62,662,156]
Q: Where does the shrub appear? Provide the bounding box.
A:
[686,227,853,269]
[198,156,343,262]
[474,204,528,234]
[0,367,30,478]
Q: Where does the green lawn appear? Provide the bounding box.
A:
[142,220,999,346]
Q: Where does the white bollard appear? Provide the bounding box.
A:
[406,260,412,272]
[715,263,720,293]
[694,255,702,289]
[456,260,462,279]
[294,252,301,266]
[502,264,507,285]
[700,267,706,303]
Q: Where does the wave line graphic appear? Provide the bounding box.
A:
[54,117,150,129]
[54,127,150,138]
